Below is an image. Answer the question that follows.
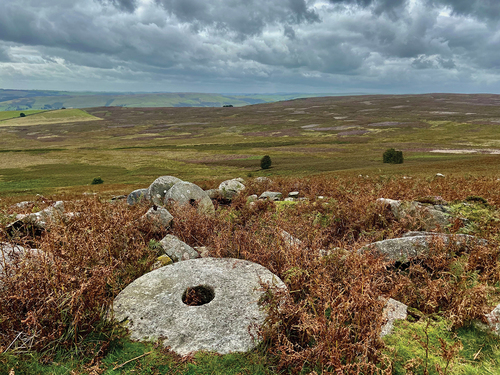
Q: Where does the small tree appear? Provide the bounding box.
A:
[383,148,403,164]
[91,177,104,185]
[19,113,26,117]
[261,155,272,170]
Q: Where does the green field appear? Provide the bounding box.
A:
[0,93,500,196]
[0,109,46,121]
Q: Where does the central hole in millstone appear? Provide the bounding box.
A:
[182,285,215,306]
[189,198,197,207]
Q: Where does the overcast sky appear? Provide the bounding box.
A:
[0,0,499,94]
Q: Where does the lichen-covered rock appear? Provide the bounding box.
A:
[148,176,183,206]
[360,234,486,263]
[259,191,282,201]
[8,201,65,232]
[205,189,222,199]
[112,258,286,356]
[0,243,41,277]
[377,198,451,230]
[165,181,215,214]
[127,188,149,205]
[380,298,407,337]
[160,234,199,262]
[218,179,245,199]
[142,206,173,229]
[485,304,500,335]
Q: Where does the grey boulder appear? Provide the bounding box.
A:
[218,179,245,199]
[159,234,199,262]
[142,207,173,229]
[127,188,149,205]
[112,258,286,356]
[259,191,282,201]
[165,181,215,214]
[148,176,183,206]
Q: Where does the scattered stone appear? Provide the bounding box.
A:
[436,173,445,178]
[288,191,299,198]
[247,194,258,203]
[255,177,272,183]
[485,304,500,335]
[218,179,245,199]
[12,201,33,210]
[142,206,173,229]
[259,191,282,201]
[148,176,183,206]
[280,230,302,248]
[205,189,222,200]
[8,201,65,233]
[113,257,286,356]
[360,234,487,263]
[165,181,215,214]
[377,198,451,230]
[127,188,149,205]
[380,298,408,338]
[317,196,325,200]
[111,195,126,202]
[160,234,200,262]
[284,197,295,202]
[0,243,41,277]
[233,177,245,183]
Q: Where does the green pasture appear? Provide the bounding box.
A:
[0,109,46,121]
[0,94,500,196]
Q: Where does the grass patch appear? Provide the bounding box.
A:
[0,109,101,127]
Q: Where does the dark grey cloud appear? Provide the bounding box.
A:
[103,0,138,12]
[154,0,319,37]
[427,0,500,21]
[328,0,407,14]
[0,0,499,93]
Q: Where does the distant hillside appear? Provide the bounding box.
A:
[0,90,334,111]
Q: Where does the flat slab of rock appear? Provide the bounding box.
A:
[160,234,199,262]
[360,234,486,263]
[113,258,286,356]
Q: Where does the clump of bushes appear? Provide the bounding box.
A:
[91,176,104,185]
[260,155,272,170]
[19,112,26,117]
[383,148,403,164]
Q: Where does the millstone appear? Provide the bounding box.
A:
[112,258,286,356]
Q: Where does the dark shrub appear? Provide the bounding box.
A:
[261,155,272,170]
[19,112,26,117]
[91,177,104,185]
[383,148,403,164]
